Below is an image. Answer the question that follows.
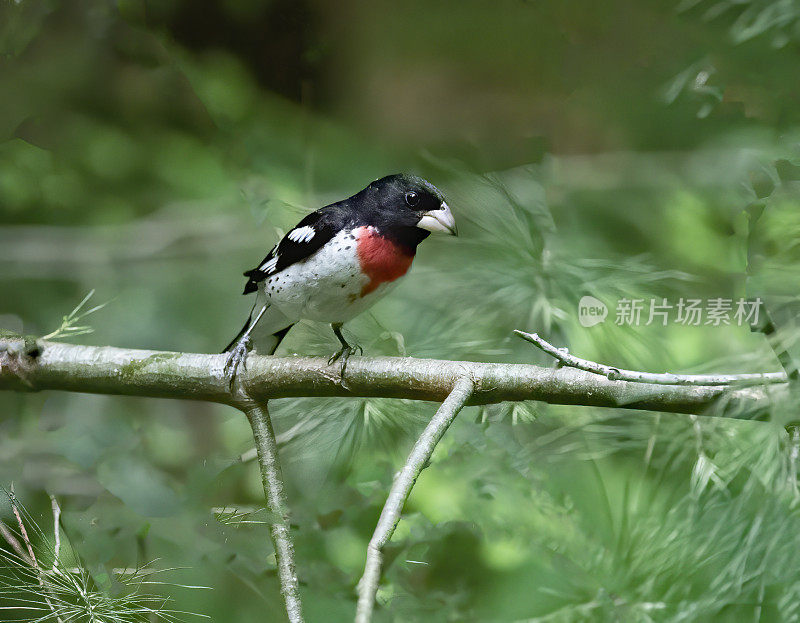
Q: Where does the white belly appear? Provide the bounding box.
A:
[260,229,401,324]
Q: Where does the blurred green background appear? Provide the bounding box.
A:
[2,0,800,620]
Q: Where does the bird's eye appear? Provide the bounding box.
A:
[405,191,419,207]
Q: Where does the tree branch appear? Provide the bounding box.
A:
[0,333,790,622]
[238,401,304,623]
[355,376,474,623]
[0,337,783,416]
[515,330,787,386]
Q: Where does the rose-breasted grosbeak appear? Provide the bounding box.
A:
[223,173,457,381]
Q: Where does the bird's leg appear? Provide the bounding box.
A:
[328,323,360,386]
[327,323,352,365]
[224,304,268,389]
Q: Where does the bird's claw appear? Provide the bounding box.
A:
[327,343,360,390]
[327,346,346,366]
[224,337,252,390]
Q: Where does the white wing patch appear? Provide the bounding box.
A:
[287,225,315,243]
[259,255,279,273]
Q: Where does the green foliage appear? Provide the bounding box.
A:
[0,492,203,622]
[41,290,108,341]
[2,0,800,621]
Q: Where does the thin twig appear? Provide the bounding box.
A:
[515,330,787,386]
[238,420,312,463]
[8,489,65,623]
[355,376,474,623]
[10,489,37,568]
[50,495,61,569]
[240,401,304,623]
[0,520,34,566]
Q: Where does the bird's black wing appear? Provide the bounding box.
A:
[242,208,343,294]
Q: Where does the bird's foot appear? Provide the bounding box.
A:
[224,336,252,390]
[327,342,361,389]
[327,345,350,366]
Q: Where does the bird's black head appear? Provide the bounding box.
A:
[353,174,457,243]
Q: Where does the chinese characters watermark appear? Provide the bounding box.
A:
[579,297,762,327]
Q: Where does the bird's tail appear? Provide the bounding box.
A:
[222,300,294,355]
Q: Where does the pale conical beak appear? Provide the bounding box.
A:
[417,201,457,235]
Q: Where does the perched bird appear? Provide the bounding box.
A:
[223,173,457,381]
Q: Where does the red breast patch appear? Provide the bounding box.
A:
[355,226,414,296]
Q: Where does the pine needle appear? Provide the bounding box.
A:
[41,290,109,341]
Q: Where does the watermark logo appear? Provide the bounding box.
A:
[578,295,608,327]
[576,296,763,327]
